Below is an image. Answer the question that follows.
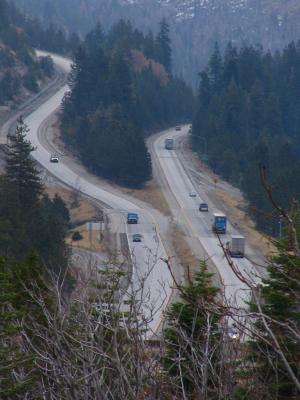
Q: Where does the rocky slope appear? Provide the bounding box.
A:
[0,0,54,109]
[11,0,300,84]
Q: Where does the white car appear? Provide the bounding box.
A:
[50,154,59,163]
[227,326,239,340]
[189,191,197,198]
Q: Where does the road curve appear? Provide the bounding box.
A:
[153,126,261,309]
[23,51,172,336]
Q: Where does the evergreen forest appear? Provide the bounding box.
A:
[61,20,194,187]
[193,41,300,234]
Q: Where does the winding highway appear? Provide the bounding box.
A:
[24,52,172,336]
[1,51,262,333]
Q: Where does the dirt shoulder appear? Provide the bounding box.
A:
[179,135,275,259]
[210,188,276,258]
[120,180,171,216]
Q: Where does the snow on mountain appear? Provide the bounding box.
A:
[10,0,300,85]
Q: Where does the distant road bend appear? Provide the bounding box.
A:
[22,51,172,337]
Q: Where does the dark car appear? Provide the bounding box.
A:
[132,234,142,242]
[199,203,209,212]
[175,126,181,131]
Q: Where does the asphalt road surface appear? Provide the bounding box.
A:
[23,51,172,336]
[153,127,261,308]
[3,50,262,333]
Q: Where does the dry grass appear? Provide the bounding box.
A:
[46,186,97,224]
[171,224,199,282]
[66,223,106,253]
[121,180,171,216]
[212,188,276,257]
[46,186,106,253]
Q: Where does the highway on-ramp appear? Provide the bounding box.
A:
[22,52,172,336]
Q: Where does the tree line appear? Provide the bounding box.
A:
[61,19,194,188]
[192,41,300,234]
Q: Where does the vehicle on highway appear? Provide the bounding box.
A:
[227,326,239,340]
[132,233,142,242]
[227,235,245,258]
[175,126,181,131]
[50,154,59,163]
[164,138,174,150]
[199,202,209,212]
[127,212,139,224]
[189,191,197,197]
[212,212,227,234]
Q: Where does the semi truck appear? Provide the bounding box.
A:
[165,138,174,150]
[127,212,139,224]
[212,213,227,234]
[227,235,245,258]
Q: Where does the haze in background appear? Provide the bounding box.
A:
[10,0,300,85]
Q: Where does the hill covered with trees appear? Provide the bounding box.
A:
[0,0,57,106]
[62,20,194,187]
[192,41,300,234]
[10,0,300,85]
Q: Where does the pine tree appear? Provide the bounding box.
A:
[0,253,52,398]
[85,22,104,54]
[5,116,43,211]
[224,42,239,86]
[248,236,300,399]
[208,42,223,91]
[155,18,172,75]
[0,176,28,258]
[163,261,223,398]
[143,31,155,59]
[0,258,35,399]
[108,49,134,114]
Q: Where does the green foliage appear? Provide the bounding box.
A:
[72,231,82,241]
[5,117,43,209]
[0,253,53,399]
[155,18,172,74]
[86,105,152,187]
[193,41,300,233]
[163,261,223,397]
[62,21,194,187]
[247,236,300,399]
[0,118,69,269]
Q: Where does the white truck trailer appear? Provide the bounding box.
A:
[227,235,245,258]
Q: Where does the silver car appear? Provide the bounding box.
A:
[132,234,142,242]
[50,154,59,163]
